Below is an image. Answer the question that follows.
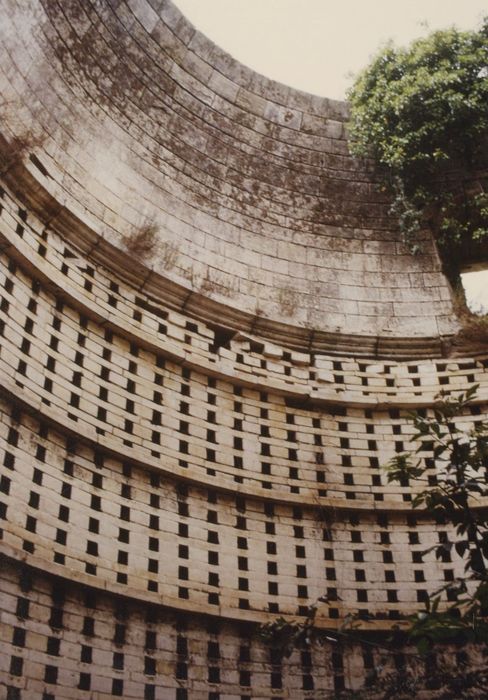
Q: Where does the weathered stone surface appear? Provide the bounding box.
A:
[0,2,485,698]
[0,0,460,343]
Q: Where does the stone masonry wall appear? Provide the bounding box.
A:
[0,177,487,697]
[0,0,458,342]
[0,1,486,698]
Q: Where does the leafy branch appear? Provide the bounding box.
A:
[385,385,488,652]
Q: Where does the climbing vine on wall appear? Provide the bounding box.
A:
[347,19,488,272]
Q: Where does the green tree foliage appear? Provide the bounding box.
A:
[386,386,488,653]
[347,20,488,261]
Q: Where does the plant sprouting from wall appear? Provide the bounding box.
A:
[122,222,180,269]
[122,222,159,261]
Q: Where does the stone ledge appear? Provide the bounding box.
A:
[0,547,412,633]
[0,161,457,358]
[2,376,487,513]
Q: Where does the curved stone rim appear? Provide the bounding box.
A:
[1,159,460,359]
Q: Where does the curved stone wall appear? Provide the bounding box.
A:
[0,171,487,697]
[0,1,486,698]
[1,184,487,506]
[6,556,454,699]
[0,0,458,346]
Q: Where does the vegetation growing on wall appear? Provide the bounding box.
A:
[347,20,488,273]
[122,222,159,261]
[386,386,488,652]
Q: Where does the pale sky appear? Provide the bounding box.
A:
[462,271,488,315]
[173,0,486,99]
